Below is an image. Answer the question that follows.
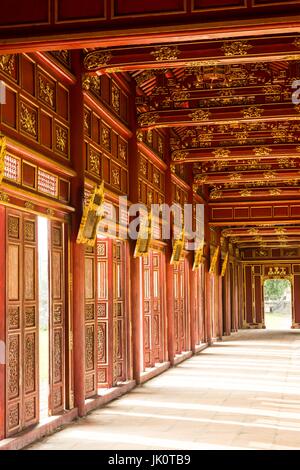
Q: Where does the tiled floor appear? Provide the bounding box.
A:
[28,329,300,450]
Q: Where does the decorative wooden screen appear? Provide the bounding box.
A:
[142,251,164,368]
[97,238,127,388]
[173,259,188,355]
[84,246,97,398]
[49,221,65,414]
[112,240,126,384]
[6,209,39,436]
[96,238,111,387]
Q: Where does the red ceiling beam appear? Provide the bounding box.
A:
[171,144,300,164]
[137,103,300,129]
[84,35,300,74]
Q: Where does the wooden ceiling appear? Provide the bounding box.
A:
[2,0,300,251]
[82,33,300,250]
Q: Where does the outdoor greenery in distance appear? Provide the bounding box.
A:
[264,279,290,301]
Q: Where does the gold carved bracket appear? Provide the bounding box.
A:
[76,181,105,247]
[134,210,152,257]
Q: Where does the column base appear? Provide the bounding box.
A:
[140,362,170,384]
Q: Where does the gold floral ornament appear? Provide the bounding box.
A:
[39,76,54,107]
[193,241,204,271]
[230,173,242,181]
[171,90,190,101]
[269,188,281,195]
[213,148,231,158]
[188,109,210,122]
[82,74,101,94]
[248,228,258,235]
[20,103,37,137]
[210,188,222,199]
[138,112,159,127]
[0,135,6,185]
[242,106,263,118]
[172,150,188,162]
[221,252,229,277]
[76,181,105,247]
[221,40,252,56]
[264,171,276,180]
[56,126,67,153]
[293,38,300,48]
[150,46,180,61]
[84,50,112,71]
[253,146,271,157]
[0,54,15,76]
[134,210,152,257]
[240,189,252,196]
[268,266,286,277]
[275,227,286,234]
[194,174,208,184]
[209,246,220,274]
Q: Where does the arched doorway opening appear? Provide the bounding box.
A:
[263,279,292,330]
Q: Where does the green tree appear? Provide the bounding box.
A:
[264,279,290,301]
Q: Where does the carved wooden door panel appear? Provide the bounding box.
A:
[173,259,187,354]
[84,246,97,398]
[49,221,65,414]
[112,240,126,385]
[96,238,127,388]
[6,209,39,436]
[142,251,164,368]
[152,251,163,364]
[143,254,152,367]
[96,238,110,387]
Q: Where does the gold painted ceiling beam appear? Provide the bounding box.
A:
[137,103,300,129]
[222,227,300,236]
[171,144,300,164]
[209,187,300,200]
[83,35,300,74]
[194,169,300,185]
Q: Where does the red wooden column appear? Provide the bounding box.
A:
[187,176,196,353]
[70,51,86,417]
[204,205,212,344]
[188,251,196,353]
[164,135,175,365]
[0,205,5,440]
[128,81,142,384]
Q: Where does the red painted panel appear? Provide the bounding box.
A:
[21,57,35,96]
[2,88,17,129]
[40,111,52,148]
[55,0,105,22]
[234,207,249,219]
[273,206,289,217]
[290,205,300,217]
[57,85,69,121]
[22,162,36,189]
[293,275,300,324]
[113,0,185,16]
[193,0,245,9]
[1,1,50,26]
[250,206,272,218]
[211,207,233,220]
